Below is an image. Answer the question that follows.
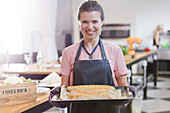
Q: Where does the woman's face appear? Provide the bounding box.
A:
[79,11,103,40]
[159,29,163,34]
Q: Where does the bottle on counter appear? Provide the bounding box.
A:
[36,47,44,70]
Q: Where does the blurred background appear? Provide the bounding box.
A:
[0,0,170,62]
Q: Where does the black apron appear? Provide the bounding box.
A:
[70,39,120,113]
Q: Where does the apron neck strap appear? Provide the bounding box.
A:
[75,38,107,61]
[99,38,107,60]
[75,40,83,61]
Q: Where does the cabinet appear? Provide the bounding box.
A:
[157,49,170,75]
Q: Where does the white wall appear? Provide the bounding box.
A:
[55,0,76,52]
[135,0,170,48]
[97,0,170,49]
[0,0,24,54]
[23,0,58,61]
[56,0,83,51]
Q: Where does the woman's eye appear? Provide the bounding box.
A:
[93,20,98,23]
[82,21,88,24]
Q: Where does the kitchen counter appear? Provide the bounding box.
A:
[0,50,157,113]
[0,92,50,113]
[1,50,157,74]
[0,63,60,75]
[157,49,170,75]
[125,50,157,99]
[125,50,157,67]
[0,62,60,79]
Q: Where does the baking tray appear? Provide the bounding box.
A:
[51,86,134,105]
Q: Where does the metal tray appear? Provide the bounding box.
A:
[51,86,134,105]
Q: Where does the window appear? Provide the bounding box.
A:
[0,0,23,54]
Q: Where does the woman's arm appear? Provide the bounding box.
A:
[61,74,69,87]
[116,74,128,86]
[154,32,160,46]
[60,47,72,87]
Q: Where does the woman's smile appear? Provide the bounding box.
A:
[86,30,95,36]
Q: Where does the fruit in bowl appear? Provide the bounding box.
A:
[119,45,129,55]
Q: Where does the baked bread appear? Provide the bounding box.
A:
[60,85,121,100]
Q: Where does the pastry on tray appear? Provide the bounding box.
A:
[60,85,122,100]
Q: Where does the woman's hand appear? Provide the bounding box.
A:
[129,85,137,97]
[49,86,70,108]
[116,74,128,86]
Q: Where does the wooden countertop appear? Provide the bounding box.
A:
[0,93,49,113]
[0,63,60,75]
[125,50,157,67]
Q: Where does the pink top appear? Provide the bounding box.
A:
[60,39,128,86]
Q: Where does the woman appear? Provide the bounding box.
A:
[153,25,163,48]
[49,1,135,113]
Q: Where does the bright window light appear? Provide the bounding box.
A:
[0,0,23,54]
